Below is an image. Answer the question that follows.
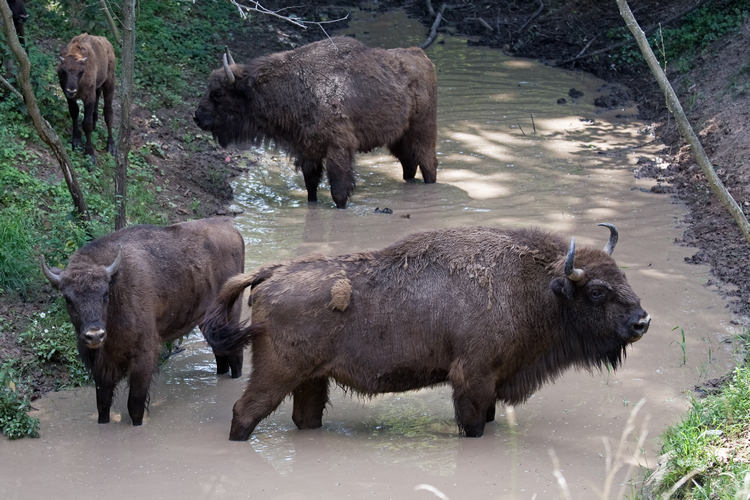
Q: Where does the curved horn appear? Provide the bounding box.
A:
[597,223,619,255]
[225,46,236,66]
[564,237,585,282]
[106,246,123,276]
[40,255,62,287]
[223,53,235,86]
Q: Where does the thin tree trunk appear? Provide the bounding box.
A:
[0,0,90,222]
[615,0,750,246]
[115,0,135,230]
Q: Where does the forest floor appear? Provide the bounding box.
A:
[4,0,750,396]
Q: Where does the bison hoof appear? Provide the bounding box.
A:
[97,414,110,424]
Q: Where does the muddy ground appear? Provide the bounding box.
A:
[3,0,750,398]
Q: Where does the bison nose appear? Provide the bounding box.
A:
[84,328,106,348]
[630,313,651,340]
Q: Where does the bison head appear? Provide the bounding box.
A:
[57,50,88,100]
[549,224,650,364]
[41,247,122,349]
[193,49,257,148]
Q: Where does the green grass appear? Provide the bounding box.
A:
[608,0,749,74]
[647,355,750,497]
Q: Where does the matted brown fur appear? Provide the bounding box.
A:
[194,36,438,209]
[203,225,650,440]
[56,33,116,163]
[42,217,245,426]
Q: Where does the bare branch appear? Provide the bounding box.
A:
[421,3,446,50]
[228,0,348,31]
[99,0,122,45]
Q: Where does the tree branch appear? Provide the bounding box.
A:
[421,3,446,50]
[616,0,750,246]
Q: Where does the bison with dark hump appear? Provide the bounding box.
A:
[41,218,245,426]
[203,223,650,440]
[57,33,116,164]
[193,36,438,209]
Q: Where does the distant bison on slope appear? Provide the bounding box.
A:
[57,33,115,164]
[194,37,438,209]
[203,224,650,440]
[41,218,245,426]
[8,0,29,47]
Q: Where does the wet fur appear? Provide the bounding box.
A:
[194,37,438,208]
[202,226,649,440]
[45,218,245,426]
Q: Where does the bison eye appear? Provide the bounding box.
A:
[589,288,606,302]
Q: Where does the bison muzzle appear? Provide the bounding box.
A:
[202,224,650,440]
[194,37,438,209]
[41,218,245,426]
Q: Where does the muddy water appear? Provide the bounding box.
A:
[1,10,743,500]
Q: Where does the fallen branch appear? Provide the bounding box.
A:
[616,0,750,246]
[421,3,446,50]
[466,17,492,31]
[519,0,543,33]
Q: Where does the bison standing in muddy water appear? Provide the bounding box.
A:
[56,33,115,164]
[193,37,438,209]
[203,224,650,440]
[41,218,245,426]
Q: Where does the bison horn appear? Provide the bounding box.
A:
[40,255,62,287]
[598,223,619,255]
[106,245,123,276]
[564,237,585,282]
[223,53,236,86]
[225,46,236,66]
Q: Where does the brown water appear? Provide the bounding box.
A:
[1,10,742,500]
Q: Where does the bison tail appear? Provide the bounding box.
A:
[202,272,261,354]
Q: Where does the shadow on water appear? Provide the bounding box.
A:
[1,9,743,500]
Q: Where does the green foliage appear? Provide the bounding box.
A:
[0,383,40,440]
[653,363,750,498]
[608,0,749,73]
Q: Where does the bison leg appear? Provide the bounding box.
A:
[102,79,116,155]
[325,148,356,209]
[486,403,496,423]
[450,366,496,437]
[126,366,154,426]
[214,352,243,378]
[94,373,116,424]
[66,98,83,152]
[297,158,324,203]
[390,128,438,184]
[292,377,329,430]
[81,98,98,163]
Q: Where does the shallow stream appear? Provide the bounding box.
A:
[1,10,742,500]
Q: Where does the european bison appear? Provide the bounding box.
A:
[56,33,115,164]
[8,0,29,47]
[193,37,438,209]
[41,218,245,426]
[203,224,650,440]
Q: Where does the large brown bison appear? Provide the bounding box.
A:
[203,224,650,440]
[56,33,115,164]
[41,218,245,426]
[193,37,438,209]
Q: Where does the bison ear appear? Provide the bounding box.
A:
[550,277,576,300]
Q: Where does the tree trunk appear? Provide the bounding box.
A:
[115,0,136,230]
[615,0,750,246]
[0,0,90,222]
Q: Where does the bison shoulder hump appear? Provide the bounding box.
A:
[328,278,352,312]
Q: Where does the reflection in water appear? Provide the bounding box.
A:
[1,9,741,500]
